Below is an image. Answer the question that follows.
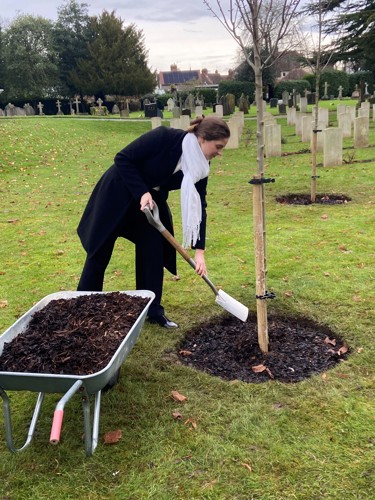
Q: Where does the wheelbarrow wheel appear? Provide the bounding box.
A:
[102,367,121,392]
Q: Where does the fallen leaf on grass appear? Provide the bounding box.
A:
[104,429,122,444]
[171,275,180,281]
[171,390,188,402]
[352,295,362,302]
[0,300,8,308]
[241,462,253,472]
[338,245,351,253]
[321,214,329,220]
[321,372,327,381]
[184,418,197,429]
[172,411,183,420]
[337,345,348,356]
[284,290,293,297]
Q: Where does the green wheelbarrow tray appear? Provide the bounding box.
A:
[0,290,155,456]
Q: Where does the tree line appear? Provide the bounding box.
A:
[0,0,156,103]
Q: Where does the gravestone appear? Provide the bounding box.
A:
[278,103,287,114]
[5,103,15,116]
[151,117,162,129]
[172,107,181,118]
[313,107,329,128]
[310,122,326,153]
[300,97,308,113]
[73,96,81,114]
[225,118,240,149]
[264,124,281,157]
[337,104,346,118]
[170,118,182,129]
[323,128,342,166]
[112,104,120,114]
[287,107,296,125]
[55,99,64,115]
[270,98,278,108]
[167,98,175,111]
[282,91,289,105]
[354,116,369,148]
[24,103,35,116]
[37,102,44,116]
[184,94,195,112]
[338,85,343,99]
[195,105,203,117]
[295,112,308,136]
[180,115,190,130]
[0,108,4,117]
[144,103,158,118]
[301,115,313,142]
[181,108,191,117]
[215,104,223,118]
[338,112,352,138]
[238,93,249,114]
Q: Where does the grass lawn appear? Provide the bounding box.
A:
[0,106,374,499]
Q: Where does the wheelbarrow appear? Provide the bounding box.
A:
[0,290,154,456]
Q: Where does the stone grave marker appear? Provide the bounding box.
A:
[264,124,281,157]
[170,118,182,129]
[300,97,308,112]
[215,104,223,118]
[354,116,369,148]
[323,128,342,166]
[112,104,120,114]
[338,112,352,138]
[37,102,45,115]
[172,107,181,118]
[151,117,162,129]
[144,103,158,118]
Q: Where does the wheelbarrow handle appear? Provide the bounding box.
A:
[142,204,218,296]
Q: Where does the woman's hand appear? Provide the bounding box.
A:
[140,192,154,211]
[194,249,207,276]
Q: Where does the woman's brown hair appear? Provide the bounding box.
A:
[188,116,230,140]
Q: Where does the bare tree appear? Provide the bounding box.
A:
[203,0,302,352]
[299,0,337,202]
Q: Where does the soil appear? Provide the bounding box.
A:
[177,314,349,383]
[0,292,149,375]
[276,193,351,205]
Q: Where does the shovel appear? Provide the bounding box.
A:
[143,202,248,322]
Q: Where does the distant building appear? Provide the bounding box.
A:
[157,64,232,91]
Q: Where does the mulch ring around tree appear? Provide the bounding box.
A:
[177,314,349,383]
[0,292,150,375]
[276,193,351,205]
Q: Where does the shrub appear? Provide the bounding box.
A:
[218,81,255,102]
[274,80,310,99]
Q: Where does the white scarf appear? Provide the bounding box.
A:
[180,133,210,248]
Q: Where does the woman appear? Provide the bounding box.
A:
[77,116,230,328]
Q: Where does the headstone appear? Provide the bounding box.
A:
[37,102,44,116]
[313,107,329,128]
[295,112,308,136]
[270,98,278,108]
[238,93,249,114]
[282,91,289,105]
[310,121,326,153]
[300,97,308,113]
[181,108,191,117]
[184,94,195,112]
[287,107,296,125]
[96,98,105,116]
[278,103,287,114]
[338,112,352,138]
[170,118,182,129]
[180,115,190,130]
[172,107,181,118]
[0,108,4,117]
[225,118,240,149]
[337,104,346,118]
[215,105,223,118]
[56,99,64,115]
[358,107,369,119]
[167,98,175,111]
[73,96,81,114]
[112,104,120,114]
[151,117,162,129]
[144,103,158,118]
[354,116,369,148]
[323,82,329,99]
[264,124,281,157]
[338,85,343,99]
[195,105,203,117]
[24,103,35,116]
[301,115,313,143]
[323,128,342,166]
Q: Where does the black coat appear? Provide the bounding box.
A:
[77,126,208,275]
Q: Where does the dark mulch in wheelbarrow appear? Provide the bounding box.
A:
[177,314,349,383]
[0,292,149,375]
[276,193,351,205]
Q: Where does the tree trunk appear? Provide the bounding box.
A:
[252,45,269,353]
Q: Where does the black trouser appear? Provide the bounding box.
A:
[77,200,165,318]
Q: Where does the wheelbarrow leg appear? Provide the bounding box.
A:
[0,387,45,453]
[82,389,102,457]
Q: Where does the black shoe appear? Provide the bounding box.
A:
[148,314,179,328]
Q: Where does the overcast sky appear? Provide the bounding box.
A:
[0,0,240,74]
